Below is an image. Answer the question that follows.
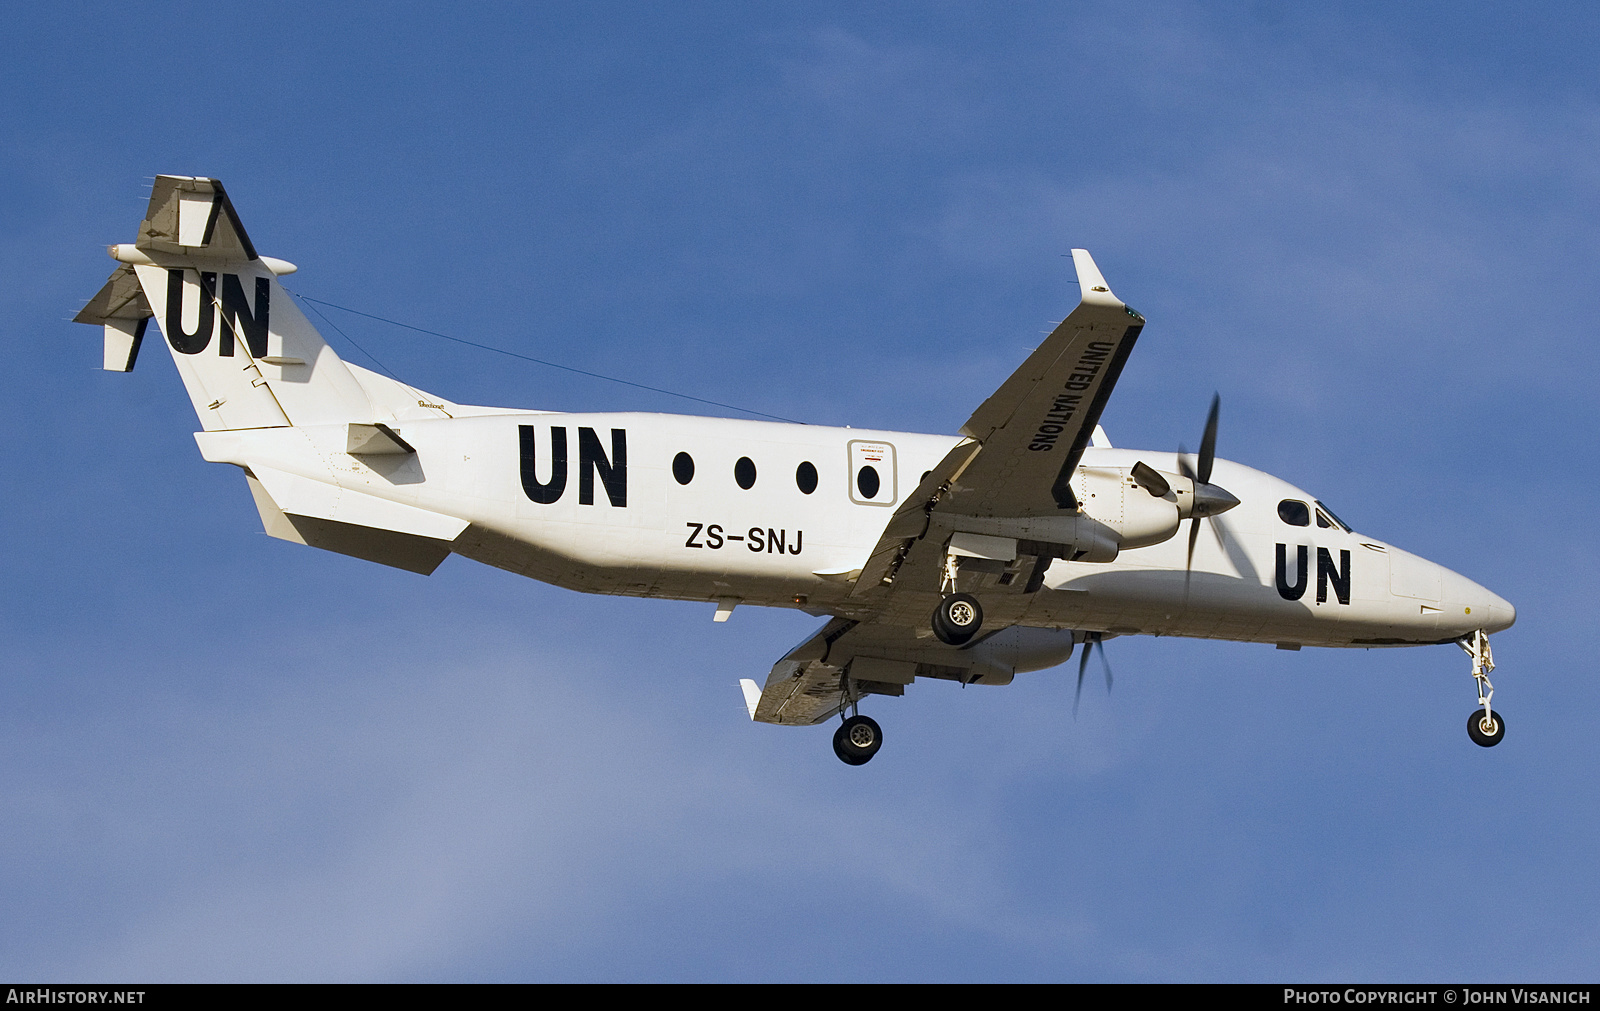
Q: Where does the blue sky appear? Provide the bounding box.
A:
[2,1,1597,981]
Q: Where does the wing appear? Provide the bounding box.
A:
[948,248,1143,517]
[749,618,1046,726]
[853,250,1144,596]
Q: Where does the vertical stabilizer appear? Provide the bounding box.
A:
[75,176,374,431]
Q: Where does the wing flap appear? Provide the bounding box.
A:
[850,438,980,596]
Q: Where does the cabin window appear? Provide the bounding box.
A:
[1278,499,1310,526]
[734,456,757,489]
[857,465,881,499]
[672,452,694,485]
[796,461,818,494]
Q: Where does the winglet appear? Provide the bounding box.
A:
[1071,249,1125,308]
[739,679,761,720]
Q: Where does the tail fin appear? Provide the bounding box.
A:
[74,176,373,430]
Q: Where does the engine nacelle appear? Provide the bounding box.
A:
[1074,466,1182,549]
[934,463,1232,566]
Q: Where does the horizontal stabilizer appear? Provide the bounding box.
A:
[75,263,151,324]
[136,176,257,260]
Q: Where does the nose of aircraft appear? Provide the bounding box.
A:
[1443,567,1516,635]
[1479,587,1516,634]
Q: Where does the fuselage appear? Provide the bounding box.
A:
[196,408,1515,650]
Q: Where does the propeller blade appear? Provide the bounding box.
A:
[1074,640,1091,718]
[1184,395,1222,601]
[1075,632,1114,716]
[1198,393,1219,485]
[1177,443,1196,482]
[1184,516,1201,595]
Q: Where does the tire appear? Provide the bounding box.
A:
[832,715,883,765]
[932,592,983,646]
[1468,709,1505,748]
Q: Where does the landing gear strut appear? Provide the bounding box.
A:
[1461,630,1504,748]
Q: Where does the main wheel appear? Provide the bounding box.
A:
[932,592,983,646]
[833,715,883,765]
[1468,709,1505,748]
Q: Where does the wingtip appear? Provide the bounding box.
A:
[1071,249,1124,308]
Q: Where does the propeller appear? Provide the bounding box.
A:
[1177,393,1238,593]
[1073,631,1113,718]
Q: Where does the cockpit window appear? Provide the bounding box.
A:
[1315,501,1352,533]
[1278,499,1310,526]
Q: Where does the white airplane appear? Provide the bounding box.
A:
[75,176,1516,765]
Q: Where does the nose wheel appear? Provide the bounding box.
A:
[1460,630,1504,748]
[1468,708,1505,748]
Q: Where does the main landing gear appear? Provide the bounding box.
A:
[832,674,884,766]
[841,549,980,765]
[932,550,984,646]
[1461,629,1505,748]
[833,714,883,765]
[932,592,983,646]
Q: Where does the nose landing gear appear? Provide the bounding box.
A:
[1468,708,1505,748]
[1460,630,1504,748]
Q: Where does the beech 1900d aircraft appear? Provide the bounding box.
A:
[75,176,1516,764]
